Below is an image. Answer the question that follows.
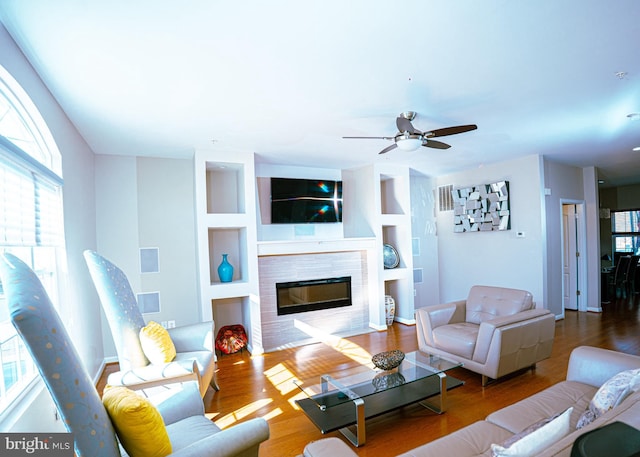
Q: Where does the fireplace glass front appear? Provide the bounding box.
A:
[276,276,352,315]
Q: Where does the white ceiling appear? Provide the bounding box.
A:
[1,1,640,186]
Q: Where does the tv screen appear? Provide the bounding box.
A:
[271,177,342,223]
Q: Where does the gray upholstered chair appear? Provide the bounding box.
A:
[83,250,219,397]
[0,252,269,457]
[415,285,555,386]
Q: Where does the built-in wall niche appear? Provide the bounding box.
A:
[382,225,403,268]
[211,296,251,336]
[206,162,245,214]
[380,174,406,215]
[208,227,248,284]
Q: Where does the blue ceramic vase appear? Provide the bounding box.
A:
[217,254,234,282]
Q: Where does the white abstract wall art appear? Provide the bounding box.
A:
[452,181,510,232]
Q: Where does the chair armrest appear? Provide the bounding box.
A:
[567,346,640,387]
[151,381,206,425]
[106,361,198,390]
[168,321,214,352]
[169,418,269,457]
[417,300,466,328]
[483,308,551,329]
[415,300,466,349]
[472,309,553,364]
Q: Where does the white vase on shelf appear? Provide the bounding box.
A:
[384,295,395,326]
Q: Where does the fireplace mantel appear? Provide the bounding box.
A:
[257,237,376,257]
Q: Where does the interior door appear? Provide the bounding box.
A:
[563,204,578,310]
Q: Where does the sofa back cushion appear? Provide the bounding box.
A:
[466,285,534,324]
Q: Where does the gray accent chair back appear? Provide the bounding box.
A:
[0,253,269,457]
[83,250,219,395]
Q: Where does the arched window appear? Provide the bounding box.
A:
[0,65,64,414]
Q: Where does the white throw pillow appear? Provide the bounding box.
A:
[576,368,640,429]
[491,407,573,457]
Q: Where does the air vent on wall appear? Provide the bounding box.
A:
[438,184,454,212]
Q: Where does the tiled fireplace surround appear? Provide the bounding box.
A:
[258,248,370,351]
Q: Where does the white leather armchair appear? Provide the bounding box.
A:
[415,285,555,386]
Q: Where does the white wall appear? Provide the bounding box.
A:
[95,155,200,357]
[542,161,601,315]
[137,157,199,325]
[410,171,440,308]
[543,159,585,316]
[94,154,140,357]
[0,25,100,430]
[435,155,546,306]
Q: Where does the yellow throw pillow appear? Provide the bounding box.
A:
[102,385,172,457]
[139,321,177,364]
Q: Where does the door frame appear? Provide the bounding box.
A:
[560,199,588,314]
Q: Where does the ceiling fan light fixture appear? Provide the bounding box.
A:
[396,135,423,151]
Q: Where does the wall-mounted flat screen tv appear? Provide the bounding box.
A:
[271,177,342,223]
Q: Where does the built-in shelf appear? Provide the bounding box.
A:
[206,162,245,214]
[257,237,376,257]
[196,152,418,353]
[195,150,262,353]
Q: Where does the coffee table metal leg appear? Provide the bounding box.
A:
[339,397,365,447]
[419,372,447,414]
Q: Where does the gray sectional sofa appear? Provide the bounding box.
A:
[301,346,640,457]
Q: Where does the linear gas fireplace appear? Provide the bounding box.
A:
[276,276,352,316]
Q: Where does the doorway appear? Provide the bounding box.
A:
[561,202,587,313]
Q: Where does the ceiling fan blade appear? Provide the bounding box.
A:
[396,116,422,134]
[427,124,478,137]
[423,139,451,150]
[342,136,394,140]
[378,144,398,155]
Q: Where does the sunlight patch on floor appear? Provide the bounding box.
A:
[216,398,273,429]
[264,362,300,395]
[294,319,375,367]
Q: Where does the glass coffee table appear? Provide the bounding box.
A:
[294,351,463,447]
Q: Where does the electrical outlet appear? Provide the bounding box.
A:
[167,320,176,329]
[161,321,168,328]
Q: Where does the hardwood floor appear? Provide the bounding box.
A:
[99,297,640,456]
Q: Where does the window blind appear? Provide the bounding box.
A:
[0,141,62,247]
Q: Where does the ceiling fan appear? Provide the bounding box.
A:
[343,111,477,154]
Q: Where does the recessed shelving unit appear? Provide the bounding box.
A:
[195,152,419,352]
[207,227,247,284]
[342,164,415,327]
[195,150,262,354]
[206,162,245,214]
[380,173,407,215]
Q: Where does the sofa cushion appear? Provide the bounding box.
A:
[432,322,479,359]
[397,420,513,457]
[490,407,572,457]
[466,286,533,325]
[576,368,640,429]
[541,391,640,457]
[164,415,222,452]
[487,381,595,433]
[302,437,357,457]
